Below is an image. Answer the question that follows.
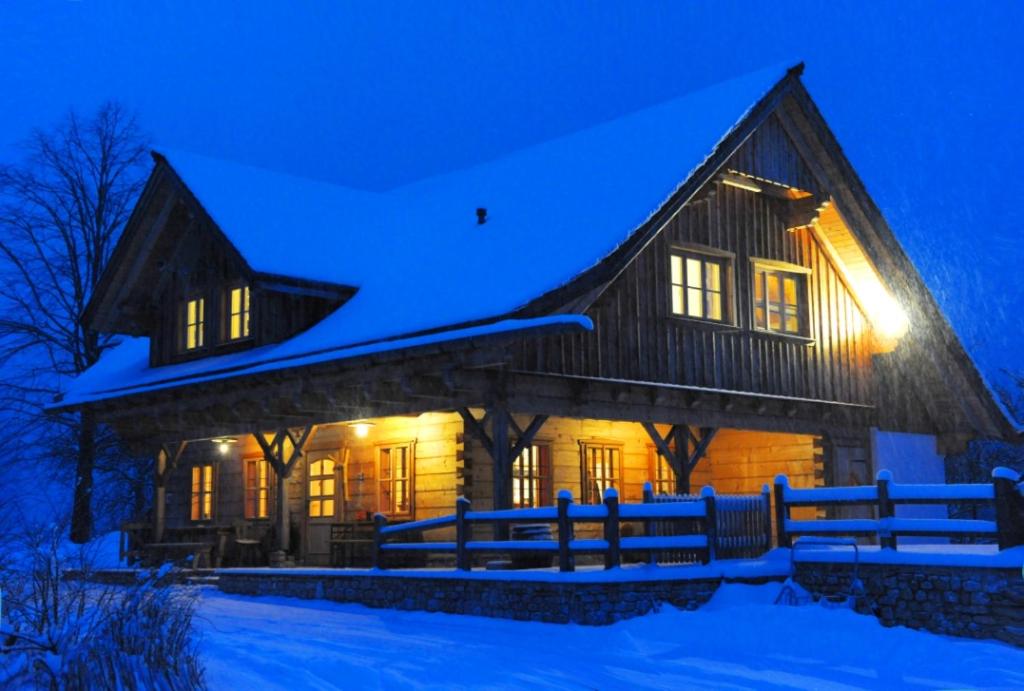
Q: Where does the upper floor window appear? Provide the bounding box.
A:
[512,444,551,508]
[753,263,809,336]
[227,285,251,341]
[670,250,731,323]
[182,297,205,351]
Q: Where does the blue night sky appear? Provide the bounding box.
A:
[2,1,1022,386]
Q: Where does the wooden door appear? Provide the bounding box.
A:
[304,455,341,565]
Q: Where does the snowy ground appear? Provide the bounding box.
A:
[195,582,1024,690]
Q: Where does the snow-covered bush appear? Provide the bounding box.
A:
[0,522,204,689]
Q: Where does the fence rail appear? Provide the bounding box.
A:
[774,466,1024,550]
[374,484,718,571]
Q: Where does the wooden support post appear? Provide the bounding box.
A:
[643,481,657,565]
[702,486,717,564]
[491,407,511,541]
[254,425,316,556]
[557,489,574,572]
[876,470,896,550]
[761,484,773,555]
[152,441,187,545]
[774,475,791,548]
[603,488,620,569]
[276,467,291,553]
[373,513,388,569]
[993,467,1024,550]
[455,497,471,571]
[672,425,691,494]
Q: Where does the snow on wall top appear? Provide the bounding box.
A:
[58,64,790,407]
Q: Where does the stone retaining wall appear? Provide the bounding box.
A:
[216,571,746,625]
[794,562,1024,647]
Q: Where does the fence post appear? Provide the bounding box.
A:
[455,497,471,571]
[372,513,388,570]
[773,475,790,548]
[761,484,772,555]
[876,469,896,550]
[557,490,574,572]
[604,488,621,569]
[701,486,717,564]
[993,467,1024,550]
[643,481,657,565]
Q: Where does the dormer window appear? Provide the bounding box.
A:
[182,297,205,351]
[227,285,251,341]
[753,262,809,336]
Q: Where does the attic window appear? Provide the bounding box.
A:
[670,250,732,323]
[227,285,251,341]
[753,262,809,336]
[182,297,205,351]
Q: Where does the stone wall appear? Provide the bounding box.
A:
[795,562,1024,647]
[217,571,741,625]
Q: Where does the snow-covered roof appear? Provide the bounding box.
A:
[57,64,792,407]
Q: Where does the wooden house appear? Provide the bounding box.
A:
[52,63,1020,565]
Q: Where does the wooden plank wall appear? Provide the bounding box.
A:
[513,115,873,405]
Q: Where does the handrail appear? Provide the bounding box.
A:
[774,467,1024,550]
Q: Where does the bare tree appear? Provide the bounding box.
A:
[0,103,149,542]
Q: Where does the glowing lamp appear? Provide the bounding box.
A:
[349,421,375,438]
[874,294,909,340]
[211,437,237,455]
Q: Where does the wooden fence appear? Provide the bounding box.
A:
[643,486,771,562]
[374,484,719,572]
[774,466,1024,550]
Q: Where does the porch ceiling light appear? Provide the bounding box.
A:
[211,437,237,455]
[867,285,909,340]
[349,421,375,438]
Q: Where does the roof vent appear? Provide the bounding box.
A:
[476,207,487,225]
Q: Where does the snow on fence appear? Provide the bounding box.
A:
[774,466,1024,550]
[642,486,771,563]
[373,483,720,572]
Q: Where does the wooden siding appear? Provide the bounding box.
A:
[513,176,873,405]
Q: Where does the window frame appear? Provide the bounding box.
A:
[750,259,812,338]
[307,456,338,520]
[511,442,553,508]
[377,441,415,518]
[180,294,207,353]
[190,463,216,522]
[668,246,735,326]
[647,445,677,496]
[243,456,273,520]
[579,440,623,505]
[223,283,253,343]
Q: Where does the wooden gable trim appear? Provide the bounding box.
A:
[514,64,808,319]
[773,83,1019,440]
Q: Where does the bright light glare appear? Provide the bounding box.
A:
[353,423,371,438]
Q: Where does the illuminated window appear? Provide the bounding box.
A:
[378,443,413,517]
[244,458,271,519]
[227,285,251,340]
[649,448,677,495]
[670,251,730,322]
[512,444,551,508]
[580,442,621,504]
[308,458,336,518]
[190,464,214,521]
[753,265,808,335]
[182,297,205,350]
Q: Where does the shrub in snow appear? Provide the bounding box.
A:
[0,522,204,690]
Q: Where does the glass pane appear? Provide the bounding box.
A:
[187,300,196,324]
[755,306,766,329]
[322,499,335,517]
[322,459,335,475]
[784,277,798,306]
[191,496,199,521]
[203,493,212,519]
[686,258,702,288]
[380,449,391,479]
[769,307,782,330]
[231,288,241,313]
[230,314,240,340]
[322,478,335,496]
[767,273,781,303]
[687,287,703,317]
[708,291,722,321]
[192,467,200,492]
[706,262,721,291]
[754,270,764,302]
[671,285,683,315]
[309,479,321,497]
[203,466,213,491]
[785,315,800,333]
[309,500,321,518]
[310,460,321,476]
[259,493,267,518]
[670,255,683,285]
